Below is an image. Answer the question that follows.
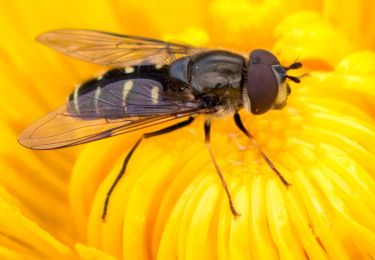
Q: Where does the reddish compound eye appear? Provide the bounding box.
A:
[246,49,281,115]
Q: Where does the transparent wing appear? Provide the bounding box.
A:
[19,79,203,150]
[37,29,202,66]
[18,107,200,150]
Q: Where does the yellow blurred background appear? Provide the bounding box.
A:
[0,0,375,259]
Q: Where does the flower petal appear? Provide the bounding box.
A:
[274,11,354,68]
[0,186,73,258]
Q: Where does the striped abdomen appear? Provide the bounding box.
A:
[66,65,178,119]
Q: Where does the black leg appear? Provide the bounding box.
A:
[233,113,291,187]
[102,116,195,221]
[204,120,240,217]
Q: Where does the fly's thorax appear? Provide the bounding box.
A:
[169,50,246,93]
[169,50,246,116]
[200,87,243,117]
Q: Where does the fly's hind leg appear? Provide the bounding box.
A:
[102,116,195,221]
[204,120,240,217]
[233,112,291,187]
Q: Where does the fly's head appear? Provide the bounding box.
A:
[243,49,303,115]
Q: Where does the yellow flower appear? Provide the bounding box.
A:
[1,0,375,259]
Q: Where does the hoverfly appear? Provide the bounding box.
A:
[19,29,303,220]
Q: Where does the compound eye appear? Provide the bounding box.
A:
[246,49,280,114]
[250,49,279,65]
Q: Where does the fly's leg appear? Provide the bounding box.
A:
[233,112,291,187]
[204,120,240,217]
[102,116,195,221]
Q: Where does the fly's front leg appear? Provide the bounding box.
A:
[204,120,240,217]
[102,116,195,221]
[233,112,291,187]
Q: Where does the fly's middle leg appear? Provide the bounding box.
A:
[204,119,240,217]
